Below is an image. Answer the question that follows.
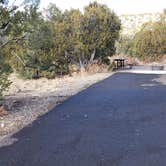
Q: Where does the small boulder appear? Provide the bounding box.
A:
[0,106,8,116]
[0,123,5,128]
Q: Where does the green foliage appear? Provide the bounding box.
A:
[45,3,62,22]
[49,2,121,70]
[129,11,166,58]
[17,68,35,79]
[1,1,121,81]
[108,61,116,71]
[0,54,11,106]
[116,11,166,60]
[11,12,70,78]
[11,2,120,78]
[83,2,121,57]
[102,57,110,65]
[116,35,135,56]
[0,0,40,104]
[0,72,11,106]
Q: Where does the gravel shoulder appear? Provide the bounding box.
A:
[0,72,113,146]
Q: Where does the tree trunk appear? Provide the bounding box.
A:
[65,51,80,67]
[11,51,26,66]
[89,48,96,64]
[79,58,85,74]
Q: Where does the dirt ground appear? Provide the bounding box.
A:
[0,72,112,140]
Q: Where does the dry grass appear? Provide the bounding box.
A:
[0,72,112,139]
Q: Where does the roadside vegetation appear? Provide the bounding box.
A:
[117,10,166,61]
[0,0,166,112]
[0,0,121,106]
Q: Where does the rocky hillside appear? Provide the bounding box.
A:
[120,13,161,36]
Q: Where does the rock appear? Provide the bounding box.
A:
[0,106,8,116]
[84,114,88,118]
[0,123,5,128]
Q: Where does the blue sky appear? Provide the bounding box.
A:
[40,0,166,15]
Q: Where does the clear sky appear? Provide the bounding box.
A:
[40,0,166,15]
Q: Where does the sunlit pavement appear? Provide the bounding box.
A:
[121,65,166,74]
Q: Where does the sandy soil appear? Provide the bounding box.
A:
[0,72,113,146]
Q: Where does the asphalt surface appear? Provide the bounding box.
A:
[1,72,166,166]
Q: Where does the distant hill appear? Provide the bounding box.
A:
[119,13,161,36]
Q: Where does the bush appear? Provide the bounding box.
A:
[102,57,110,65]
[116,35,135,56]
[108,61,116,71]
[116,11,166,60]
[17,68,39,79]
[41,71,56,79]
[0,53,12,106]
[131,13,166,58]
[0,72,11,106]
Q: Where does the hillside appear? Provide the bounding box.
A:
[120,13,161,35]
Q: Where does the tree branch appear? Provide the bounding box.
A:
[0,33,27,49]
[11,51,26,66]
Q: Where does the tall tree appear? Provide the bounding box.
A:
[131,11,166,58]
[83,2,121,64]
[60,2,121,70]
[0,0,40,105]
[12,5,70,79]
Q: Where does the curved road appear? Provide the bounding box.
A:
[1,73,166,166]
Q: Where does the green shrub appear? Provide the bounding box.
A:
[116,35,135,56]
[108,61,116,71]
[41,71,56,79]
[131,12,166,58]
[17,68,38,79]
[102,57,110,65]
[0,72,11,106]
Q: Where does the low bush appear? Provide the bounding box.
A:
[0,72,11,106]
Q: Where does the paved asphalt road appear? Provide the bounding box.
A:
[1,72,166,166]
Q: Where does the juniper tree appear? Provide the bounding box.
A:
[0,0,40,104]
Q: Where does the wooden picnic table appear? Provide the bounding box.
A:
[114,58,125,69]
